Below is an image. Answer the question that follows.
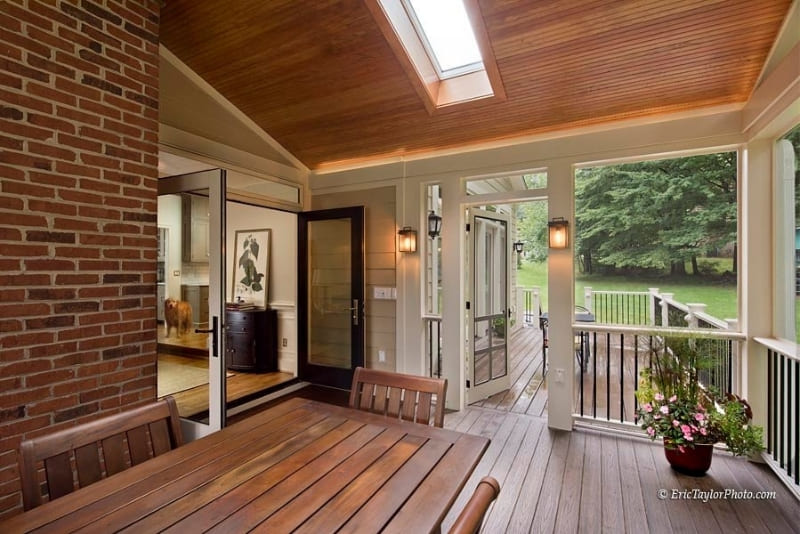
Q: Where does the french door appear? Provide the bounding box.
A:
[298,207,365,389]
[467,208,511,402]
[157,169,226,439]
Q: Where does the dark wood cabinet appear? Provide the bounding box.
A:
[225,308,278,373]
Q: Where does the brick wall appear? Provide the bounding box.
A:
[0,0,160,518]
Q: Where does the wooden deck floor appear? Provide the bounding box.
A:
[455,325,800,532]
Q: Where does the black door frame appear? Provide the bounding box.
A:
[298,206,365,389]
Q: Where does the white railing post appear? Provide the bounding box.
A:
[584,286,592,313]
[660,293,673,326]
[726,319,740,394]
[648,288,659,326]
[685,303,707,328]
[532,287,541,322]
[515,287,526,328]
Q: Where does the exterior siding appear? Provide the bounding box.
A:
[0,0,160,518]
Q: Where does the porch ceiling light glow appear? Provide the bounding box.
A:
[548,218,569,249]
[398,226,418,253]
[427,211,442,238]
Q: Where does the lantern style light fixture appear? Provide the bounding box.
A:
[398,226,417,253]
[513,240,524,254]
[548,217,569,249]
[427,211,442,238]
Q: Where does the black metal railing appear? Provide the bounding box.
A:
[425,316,442,378]
[574,326,740,425]
[591,291,650,325]
[767,347,800,487]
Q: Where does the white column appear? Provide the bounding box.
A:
[648,288,659,326]
[440,177,465,410]
[546,160,574,431]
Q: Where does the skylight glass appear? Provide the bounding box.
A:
[405,0,483,78]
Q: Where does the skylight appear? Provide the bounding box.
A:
[404,0,483,79]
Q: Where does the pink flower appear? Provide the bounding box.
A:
[643,403,653,413]
[647,427,655,436]
[680,424,691,434]
[685,435,694,442]
[700,428,708,436]
[660,405,669,415]
[669,395,677,402]
[672,420,680,427]
[654,393,664,401]
[694,413,705,422]
[653,414,661,420]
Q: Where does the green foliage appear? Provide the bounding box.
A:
[636,337,764,456]
[514,201,548,263]
[575,152,737,274]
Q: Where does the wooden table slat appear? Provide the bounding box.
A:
[17,399,315,533]
[381,434,490,534]
[2,399,489,534]
[342,437,452,533]
[160,418,367,532]
[115,416,349,533]
[68,410,333,534]
[189,423,387,533]
[292,435,428,534]
[247,427,410,533]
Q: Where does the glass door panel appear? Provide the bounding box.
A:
[468,208,511,402]
[157,169,226,439]
[299,207,365,388]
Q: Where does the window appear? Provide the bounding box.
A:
[366,0,505,111]
[574,151,738,329]
[403,0,482,79]
[776,124,799,343]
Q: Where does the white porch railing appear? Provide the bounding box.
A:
[757,337,800,500]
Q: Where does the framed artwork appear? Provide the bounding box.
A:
[232,229,270,307]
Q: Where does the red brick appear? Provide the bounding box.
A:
[103,117,139,137]
[0,360,50,378]
[54,246,101,259]
[79,177,119,194]
[78,286,119,298]
[107,23,141,48]
[78,311,121,326]
[0,244,49,257]
[27,54,76,79]
[79,334,120,351]
[81,233,120,246]
[54,105,102,127]
[52,377,98,397]
[103,249,140,260]
[54,273,99,285]
[28,141,76,162]
[0,87,52,114]
[78,48,121,72]
[0,134,22,150]
[59,188,102,205]
[24,258,76,271]
[0,276,50,289]
[27,82,77,107]
[27,200,77,218]
[53,217,97,231]
[28,113,76,134]
[105,145,140,162]
[79,152,121,170]
[81,23,122,50]
[2,1,54,31]
[99,368,140,385]
[76,360,118,378]
[29,1,78,30]
[0,228,21,241]
[0,150,52,170]
[0,57,49,83]
[26,368,76,388]
[55,160,102,178]
[52,351,99,368]
[78,205,121,219]
[78,97,121,120]
[29,24,75,53]
[0,11,22,33]
[29,341,79,359]
[108,47,141,71]
[0,259,21,270]
[0,70,22,90]
[121,161,155,177]
[0,117,55,141]
[57,132,102,153]
[104,196,141,209]
[79,124,121,145]
[79,385,121,403]
[77,259,118,270]
[0,26,52,58]
[27,395,79,416]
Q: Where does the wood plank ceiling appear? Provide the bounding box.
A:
[159,0,792,170]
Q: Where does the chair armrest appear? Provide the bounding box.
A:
[447,476,500,534]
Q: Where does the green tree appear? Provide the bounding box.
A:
[515,201,548,263]
[575,152,737,275]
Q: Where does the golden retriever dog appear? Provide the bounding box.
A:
[164,298,193,337]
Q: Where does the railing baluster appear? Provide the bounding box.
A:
[795,358,799,485]
[606,332,611,421]
[780,353,785,469]
[619,333,624,422]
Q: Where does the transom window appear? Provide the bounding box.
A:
[402,0,483,79]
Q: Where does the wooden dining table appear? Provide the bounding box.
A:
[3,397,490,533]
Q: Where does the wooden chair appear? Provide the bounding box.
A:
[448,476,501,534]
[349,367,448,427]
[17,396,183,510]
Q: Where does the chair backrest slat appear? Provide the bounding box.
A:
[74,443,102,488]
[18,396,183,510]
[349,367,447,427]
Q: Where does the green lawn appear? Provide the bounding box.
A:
[516,261,738,322]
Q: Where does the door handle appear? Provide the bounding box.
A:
[194,316,219,357]
[351,299,359,326]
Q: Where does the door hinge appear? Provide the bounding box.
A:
[465,301,470,310]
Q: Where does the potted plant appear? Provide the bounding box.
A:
[636,336,763,476]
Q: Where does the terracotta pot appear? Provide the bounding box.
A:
[663,440,713,476]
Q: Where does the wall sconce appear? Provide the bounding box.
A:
[548,217,569,249]
[513,241,524,254]
[427,211,442,238]
[398,226,417,253]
